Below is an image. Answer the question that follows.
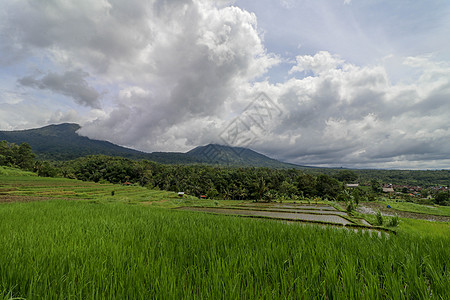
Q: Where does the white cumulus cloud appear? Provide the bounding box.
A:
[1,0,450,168]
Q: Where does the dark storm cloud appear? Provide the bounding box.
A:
[76,1,278,150]
[1,0,450,168]
[5,0,153,73]
[18,70,101,108]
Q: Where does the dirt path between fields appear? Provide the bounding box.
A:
[0,195,54,203]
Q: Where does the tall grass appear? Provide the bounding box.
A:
[0,166,36,177]
[0,200,448,299]
[383,200,450,217]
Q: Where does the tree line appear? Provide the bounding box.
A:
[0,141,35,171]
[1,140,448,205]
[54,155,345,201]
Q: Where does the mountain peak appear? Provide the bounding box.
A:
[33,123,81,136]
[187,143,298,168]
[0,123,143,160]
[0,125,303,168]
[43,123,81,131]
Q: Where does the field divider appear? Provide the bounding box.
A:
[235,204,338,211]
[221,205,350,217]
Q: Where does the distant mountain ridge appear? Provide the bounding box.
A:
[0,123,151,161]
[187,144,301,168]
[0,123,302,168]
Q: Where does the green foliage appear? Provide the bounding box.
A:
[316,174,342,199]
[376,210,384,226]
[0,124,158,161]
[395,218,450,238]
[0,165,36,177]
[4,124,450,190]
[1,166,449,297]
[388,215,399,227]
[346,202,355,213]
[254,177,268,201]
[338,189,359,213]
[0,171,193,205]
[305,168,450,188]
[0,124,302,168]
[0,140,35,171]
[0,200,448,299]
[337,188,366,206]
[34,161,58,177]
[52,155,343,201]
[351,187,366,205]
[186,144,301,168]
[336,193,348,202]
[296,173,317,196]
[370,179,383,193]
[382,201,450,217]
[279,180,298,197]
[434,192,449,205]
[335,170,358,183]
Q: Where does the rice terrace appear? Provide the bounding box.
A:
[1,165,449,299]
[2,0,450,298]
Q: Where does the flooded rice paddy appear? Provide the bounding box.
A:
[238,203,337,211]
[226,206,349,216]
[176,203,391,236]
[177,203,353,225]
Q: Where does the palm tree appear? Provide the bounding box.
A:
[238,186,248,200]
[255,177,268,202]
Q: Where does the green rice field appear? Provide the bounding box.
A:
[381,200,450,217]
[1,167,449,299]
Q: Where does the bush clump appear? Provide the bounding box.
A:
[388,215,399,227]
[376,210,383,226]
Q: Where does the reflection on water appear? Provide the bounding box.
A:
[177,206,352,225]
[176,204,390,236]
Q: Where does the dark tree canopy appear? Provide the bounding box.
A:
[316,174,342,198]
[0,140,35,171]
[335,170,358,183]
[48,155,346,201]
[434,192,449,205]
[3,140,449,203]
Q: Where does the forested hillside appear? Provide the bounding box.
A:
[304,168,450,187]
[0,123,155,161]
[2,136,450,204]
[0,123,301,168]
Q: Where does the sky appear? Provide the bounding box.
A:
[1,0,450,169]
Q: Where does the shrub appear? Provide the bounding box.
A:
[388,215,399,227]
[434,192,449,205]
[376,210,383,226]
[346,202,354,213]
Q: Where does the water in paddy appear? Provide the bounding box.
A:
[238,203,338,211]
[177,207,353,225]
[226,206,349,216]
